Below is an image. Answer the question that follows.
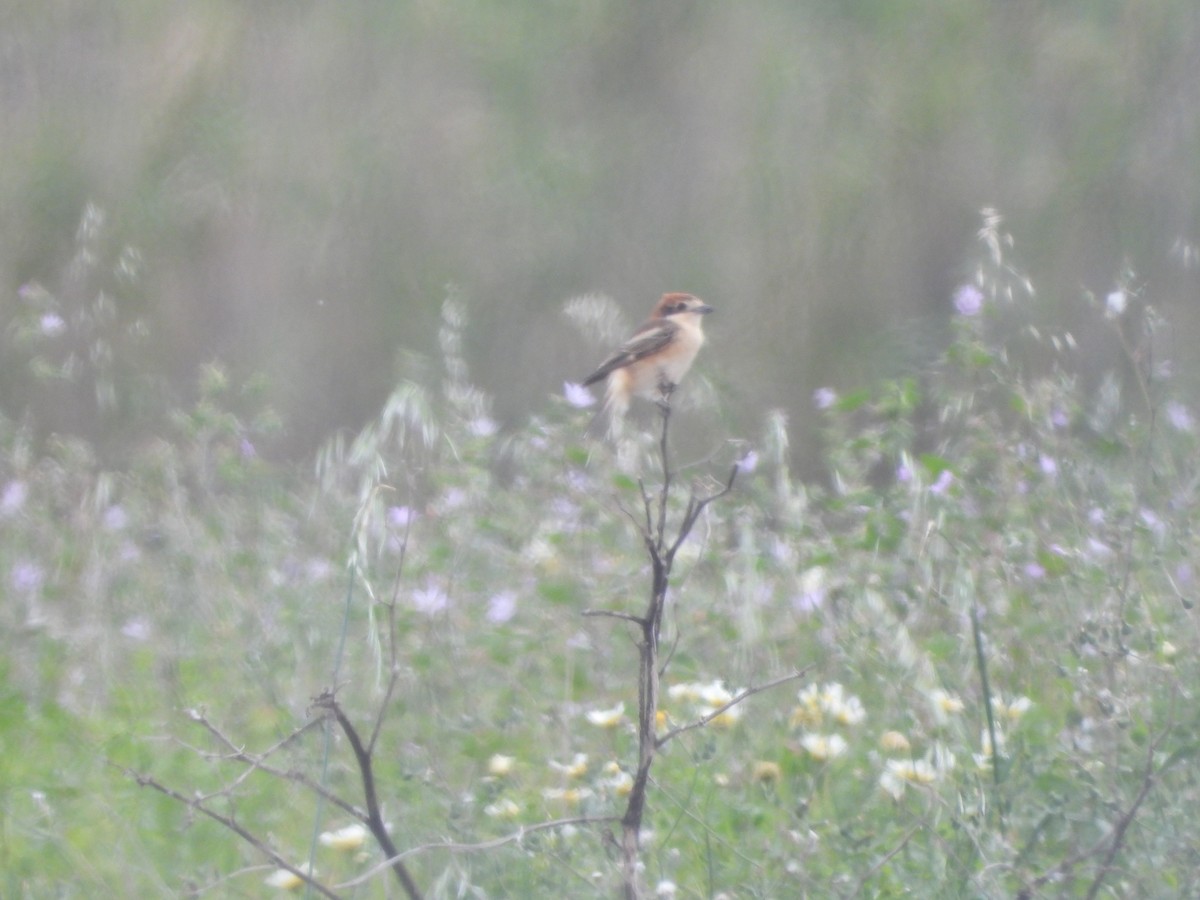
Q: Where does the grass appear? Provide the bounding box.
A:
[3,214,1199,897]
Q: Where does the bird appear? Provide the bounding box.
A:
[582,292,714,435]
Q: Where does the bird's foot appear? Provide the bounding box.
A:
[656,379,677,413]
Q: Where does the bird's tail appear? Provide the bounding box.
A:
[585,381,629,441]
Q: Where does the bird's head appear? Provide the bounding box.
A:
[654,293,715,319]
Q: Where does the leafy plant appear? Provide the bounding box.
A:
[4,212,1200,897]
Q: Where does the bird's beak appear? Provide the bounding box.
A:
[695,304,714,315]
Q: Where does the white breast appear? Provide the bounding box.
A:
[633,316,705,399]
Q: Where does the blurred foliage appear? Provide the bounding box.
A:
[3,3,1200,468]
[2,216,1199,896]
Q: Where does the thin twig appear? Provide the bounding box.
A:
[169,712,365,821]
[656,402,672,553]
[597,391,749,900]
[666,462,739,562]
[371,511,413,754]
[1082,728,1165,900]
[1022,723,1172,896]
[335,815,621,889]
[614,494,649,543]
[181,712,328,803]
[656,669,809,749]
[582,608,646,626]
[117,765,340,900]
[650,775,763,867]
[186,863,279,897]
[637,477,654,540]
[659,628,681,677]
[850,825,922,896]
[313,691,423,900]
[190,707,324,761]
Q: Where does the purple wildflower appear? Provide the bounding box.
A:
[40,313,66,336]
[102,505,129,531]
[0,481,28,517]
[1165,401,1195,433]
[563,382,596,409]
[412,583,449,615]
[953,284,984,317]
[121,617,152,641]
[486,591,517,624]
[930,470,954,495]
[387,506,415,528]
[469,416,498,437]
[10,561,44,594]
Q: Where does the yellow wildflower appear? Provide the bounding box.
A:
[318,824,368,852]
[709,704,743,729]
[487,753,516,777]
[549,752,589,779]
[264,863,316,891]
[929,689,965,723]
[585,702,626,728]
[542,787,593,807]
[800,733,847,762]
[484,798,521,819]
[752,760,782,784]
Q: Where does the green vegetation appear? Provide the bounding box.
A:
[2,215,1197,897]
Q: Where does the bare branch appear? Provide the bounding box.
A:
[1082,727,1167,900]
[667,462,739,562]
[372,513,413,754]
[192,708,325,759]
[637,477,654,539]
[655,400,673,552]
[176,720,362,821]
[179,711,328,802]
[279,769,366,822]
[116,764,340,900]
[186,863,281,897]
[312,690,423,900]
[651,775,766,868]
[593,395,755,899]
[335,815,621,889]
[656,669,809,749]
[1022,722,1172,897]
[614,493,657,560]
[659,628,681,677]
[851,825,922,896]
[583,608,646,626]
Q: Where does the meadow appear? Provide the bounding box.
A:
[3,215,1198,898]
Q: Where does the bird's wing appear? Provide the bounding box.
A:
[582,318,678,385]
